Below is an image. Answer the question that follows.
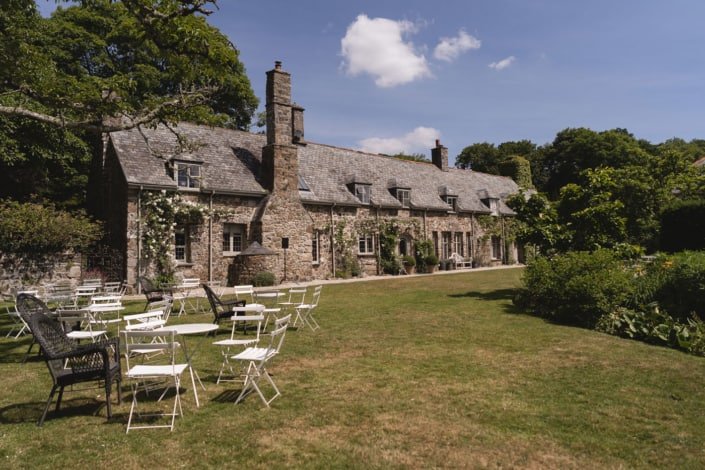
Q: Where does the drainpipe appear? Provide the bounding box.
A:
[137,186,143,294]
[329,204,336,277]
[423,209,427,239]
[375,204,381,275]
[208,191,214,282]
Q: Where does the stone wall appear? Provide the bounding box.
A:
[0,252,82,294]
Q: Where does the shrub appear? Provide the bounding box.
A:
[660,200,705,252]
[520,249,634,328]
[0,200,101,254]
[402,255,415,267]
[414,239,434,271]
[424,254,439,271]
[642,252,705,322]
[252,271,276,287]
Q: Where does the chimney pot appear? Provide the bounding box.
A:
[274,61,282,70]
[435,139,440,147]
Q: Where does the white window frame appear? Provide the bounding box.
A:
[355,184,371,204]
[441,232,452,259]
[453,232,463,256]
[312,232,320,265]
[444,195,458,211]
[174,226,189,263]
[488,198,499,216]
[175,162,201,189]
[223,223,245,255]
[491,236,502,260]
[396,188,410,207]
[358,234,374,255]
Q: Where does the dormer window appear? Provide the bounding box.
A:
[482,197,499,216]
[443,195,458,212]
[354,184,371,204]
[175,162,201,189]
[396,188,410,207]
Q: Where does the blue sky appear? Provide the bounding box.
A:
[39,1,705,165]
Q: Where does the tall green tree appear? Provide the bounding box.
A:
[0,0,258,208]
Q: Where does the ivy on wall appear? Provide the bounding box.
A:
[141,190,232,282]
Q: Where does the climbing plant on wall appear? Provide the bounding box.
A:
[141,190,232,282]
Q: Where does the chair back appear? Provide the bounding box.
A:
[202,283,220,311]
[286,287,308,305]
[123,309,166,332]
[138,277,166,302]
[146,298,173,322]
[28,311,77,361]
[123,330,179,369]
[234,285,255,303]
[55,308,97,336]
[268,314,292,356]
[310,286,322,308]
[16,293,53,328]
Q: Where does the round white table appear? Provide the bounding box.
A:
[156,323,218,407]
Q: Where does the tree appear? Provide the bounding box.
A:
[455,142,500,172]
[506,191,567,254]
[0,1,258,208]
[542,128,650,197]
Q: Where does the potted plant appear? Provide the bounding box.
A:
[402,255,416,274]
[424,254,439,273]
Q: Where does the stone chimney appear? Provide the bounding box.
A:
[262,61,299,193]
[432,139,448,171]
[292,103,305,144]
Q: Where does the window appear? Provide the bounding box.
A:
[174,226,189,262]
[482,197,499,216]
[312,232,320,264]
[396,188,410,207]
[444,195,458,211]
[466,233,474,259]
[491,236,502,260]
[432,231,439,257]
[175,162,201,189]
[441,232,452,259]
[223,223,245,255]
[358,234,374,255]
[453,232,463,256]
[354,184,371,204]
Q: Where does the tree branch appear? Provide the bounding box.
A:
[0,86,216,133]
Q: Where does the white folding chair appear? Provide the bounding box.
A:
[233,285,257,305]
[294,285,322,331]
[232,314,291,407]
[56,308,108,343]
[3,304,28,339]
[123,330,188,433]
[123,309,167,333]
[87,294,125,329]
[146,298,174,323]
[212,305,265,384]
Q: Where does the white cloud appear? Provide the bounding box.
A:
[340,14,431,87]
[433,30,481,62]
[358,127,441,155]
[488,56,516,70]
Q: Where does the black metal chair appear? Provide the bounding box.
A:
[138,276,170,308]
[15,293,49,362]
[202,283,246,325]
[17,294,122,426]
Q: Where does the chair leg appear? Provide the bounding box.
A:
[38,384,59,426]
[105,383,113,419]
[55,386,64,412]
[22,339,36,363]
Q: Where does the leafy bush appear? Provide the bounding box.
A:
[0,200,101,253]
[252,271,275,287]
[597,303,705,356]
[520,249,634,328]
[639,252,705,322]
[424,254,439,271]
[402,255,415,267]
[414,239,434,271]
[660,199,705,252]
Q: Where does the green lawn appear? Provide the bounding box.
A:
[2,268,705,468]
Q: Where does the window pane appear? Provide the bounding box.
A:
[222,231,230,252]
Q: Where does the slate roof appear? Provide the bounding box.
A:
[110,122,518,215]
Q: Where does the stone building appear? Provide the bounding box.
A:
[102,62,521,287]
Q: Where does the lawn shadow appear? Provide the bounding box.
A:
[0,397,108,425]
[449,288,524,314]
[0,338,38,363]
[211,389,243,403]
